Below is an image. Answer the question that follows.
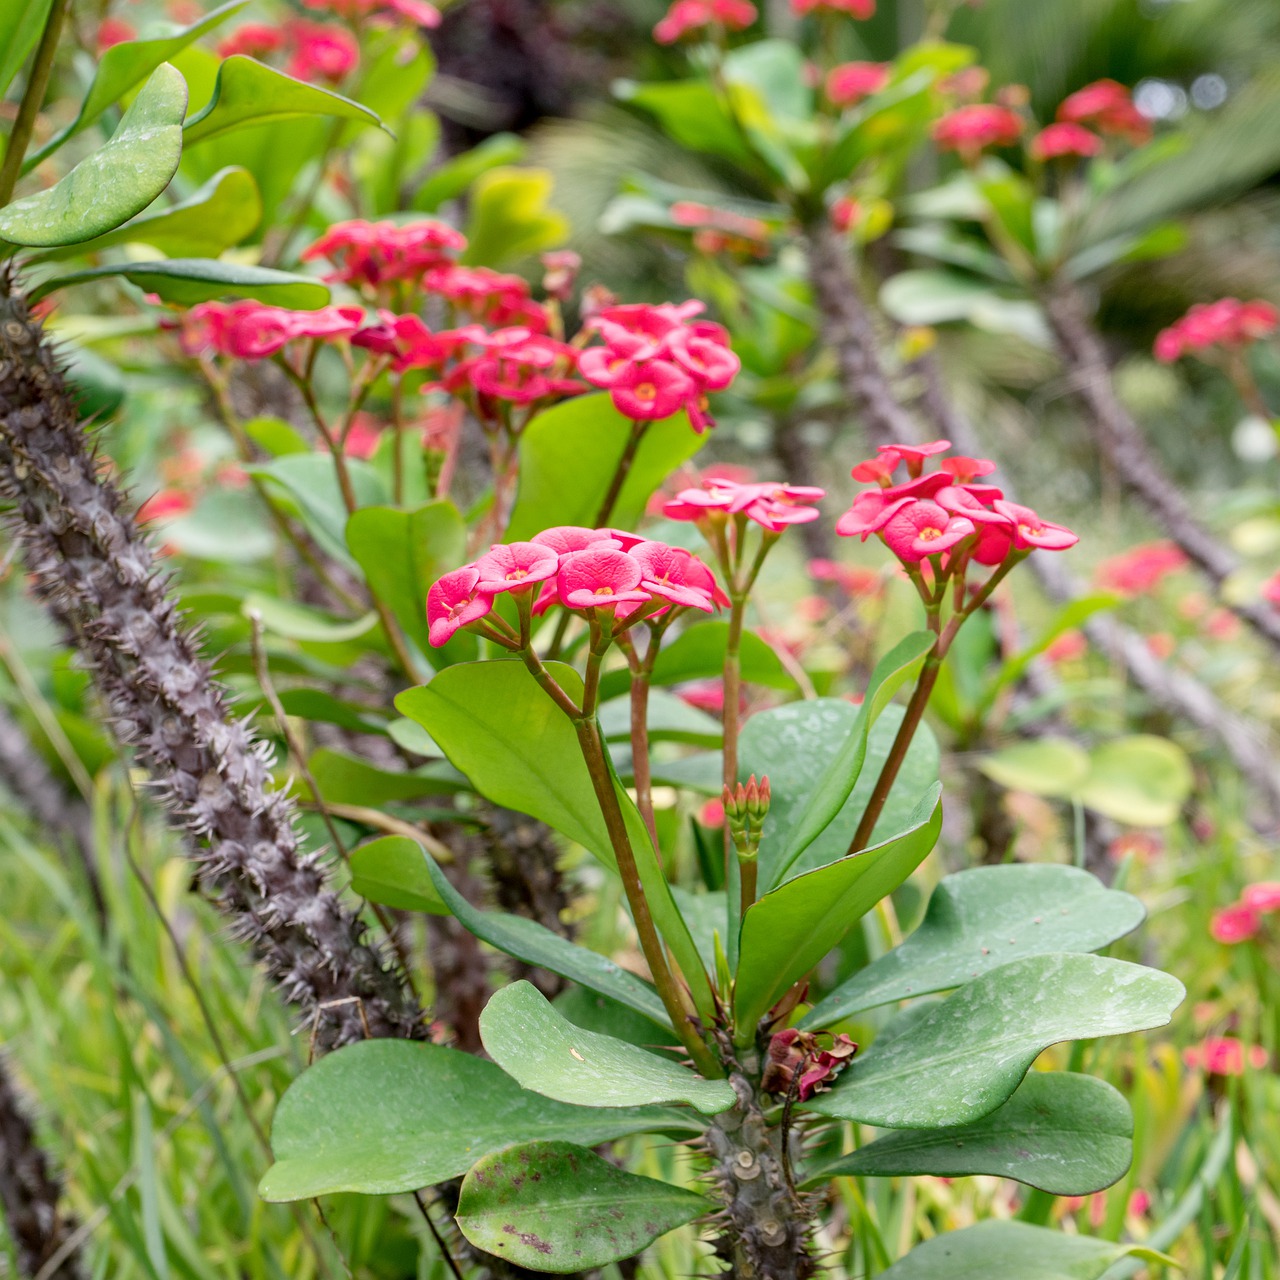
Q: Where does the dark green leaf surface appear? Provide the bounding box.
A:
[0,65,187,248]
[422,854,670,1027]
[480,981,734,1114]
[456,1141,711,1272]
[805,1072,1132,1196]
[32,257,328,308]
[260,1040,695,1200]
[184,56,382,146]
[802,954,1183,1129]
[348,837,448,914]
[733,787,942,1037]
[800,864,1146,1029]
[878,1221,1168,1279]
[505,393,704,541]
[0,0,54,101]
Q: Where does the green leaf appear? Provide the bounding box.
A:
[733,787,943,1039]
[456,1141,711,1272]
[398,661,714,1019]
[805,1072,1132,1196]
[260,1039,696,1201]
[183,56,383,147]
[461,167,568,267]
[348,836,448,914]
[0,65,186,248]
[0,0,54,102]
[21,2,246,167]
[615,79,755,169]
[769,632,934,886]
[480,982,734,1114]
[599,620,795,704]
[248,455,387,568]
[242,595,376,643]
[878,1221,1167,1280]
[309,747,462,805]
[979,737,1092,796]
[742,700,939,892]
[32,257,329,308]
[1075,735,1193,828]
[413,133,526,213]
[34,166,262,260]
[243,415,311,457]
[505,393,704,543]
[802,954,1184,1129]
[421,853,671,1028]
[800,864,1146,1029]
[345,502,466,660]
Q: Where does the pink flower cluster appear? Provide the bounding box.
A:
[836,441,1078,565]
[1057,79,1151,146]
[1153,298,1280,363]
[825,61,890,108]
[664,477,824,531]
[302,218,467,288]
[427,528,725,646]
[1030,121,1102,161]
[792,0,874,16]
[178,301,365,359]
[932,104,1023,160]
[217,22,358,82]
[653,0,757,43]
[580,302,741,431]
[1210,882,1280,945]
[300,0,441,27]
[1096,541,1188,595]
[1183,1037,1268,1077]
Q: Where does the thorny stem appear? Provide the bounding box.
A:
[0,0,69,207]
[515,644,720,1076]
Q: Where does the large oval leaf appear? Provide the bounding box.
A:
[505,393,704,542]
[805,1071,1132,1196]
[479,981,735,1115]
[456,1141,711,1272]
[32,257,328,308]
[347,836,448,915]
[879,1221,1169,1280]
[183,56,383,147]
[733,786,942,1040]
[802,954,1183,1129]
[741,699,939,891]
[421,852,671,1028]
[0,64,187,248]
[260,1039,697,1201]
[1075,735,1193,827]
[799,864,1146,1029]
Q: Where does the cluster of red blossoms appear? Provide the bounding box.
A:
[1210,882,1280,946]
[1057,78,1151,146]
[579,302,741,432]
[836,441,1078,565]
[426,528,726,647]
[663,477,824,531]
[1095,540,1188,596]
[217,21,362,83]
[178,302,365,359]
[653,0,757,43]
[302,219,467,288]
[825,61,890,109]
[1153,298,1280,363]
[299,0,441,27]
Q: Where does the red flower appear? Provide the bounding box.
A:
[1057,79,1151,145]
[991,500,1079,552]
[1183,1037,1268,1077]
[611,360,698,420]
[284,20,359,81]
[664,479,825,531]
[881,500,976,562]
[1030,122,1102,161]
[830,196,861,234]
[474,542,561,595]
[531,526,621,555]
[303,219,467,288]
[96,17,136,50]
[1044,630,1087,664]
[427,567,495,646]
[933,104,1023,160]
[629,542,717,611]
[217,23,285,58]
[138,489,193,523]
[654,0,757,42]
[1242,882,1280,914]
[792,0,874,16]
[557,547,651,610]
[825,61,890,108]
[1210,903,1261,945]
[179,302,365,359]
[1096,541,1187,595]
[1153,298,1279,363]
[939,455,996,484]
[343,413,383,460]
[300,0,441,26]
